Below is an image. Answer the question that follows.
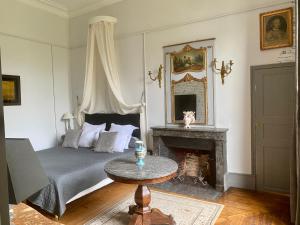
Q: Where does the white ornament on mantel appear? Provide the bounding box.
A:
[183,111,195,129]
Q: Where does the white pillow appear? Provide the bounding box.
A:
[94,132,128,153]
[79,122,106,148]
[109,123,138,149]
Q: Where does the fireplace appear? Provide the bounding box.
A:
[151,126,228,192]
[172,148,215,187]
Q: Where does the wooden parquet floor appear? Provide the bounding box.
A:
[41,182,291,225]
[215,188,290,225]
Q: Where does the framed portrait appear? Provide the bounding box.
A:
[171,45,206,74]
[260,7,293,50]
[2,75,21,106]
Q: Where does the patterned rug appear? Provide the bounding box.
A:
[85,190,223,225]
[152,181,222,201]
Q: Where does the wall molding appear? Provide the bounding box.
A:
[0,31,69,49]
[69,0,123,18]
[70,0,294,49]
[50,45,59,146]
[17,0,124,18]
[225,173,256,191]
[17,0,69,18]
[0,33,68,148]
[119,0,293,38]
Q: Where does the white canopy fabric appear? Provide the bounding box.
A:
[78,16,146,143]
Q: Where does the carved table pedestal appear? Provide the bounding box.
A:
[105,156,178,225]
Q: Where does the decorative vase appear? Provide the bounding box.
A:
[183,111,195,129]
[135,141,146,167]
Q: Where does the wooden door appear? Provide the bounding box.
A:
[252,62,296,193]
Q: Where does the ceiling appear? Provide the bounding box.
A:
[19,0,123,18]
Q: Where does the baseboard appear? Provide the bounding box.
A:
[225,173,256,191]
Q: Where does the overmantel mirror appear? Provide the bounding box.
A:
[164,39,215,126]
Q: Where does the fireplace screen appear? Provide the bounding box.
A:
[171,148,213,186]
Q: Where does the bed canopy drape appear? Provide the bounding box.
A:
[78,16,146,143]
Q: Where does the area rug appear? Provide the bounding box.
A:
[151,181,222,201]
[85,190,223,225]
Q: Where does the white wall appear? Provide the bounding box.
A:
[0,0,69,47]
[0,0,72,150]
[70,0,294,48]
[52,46,73,142]
[69,0,295,174]
[144,4,295,174]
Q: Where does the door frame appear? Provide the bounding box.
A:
[0,52,9,225]
[250,62,296,189]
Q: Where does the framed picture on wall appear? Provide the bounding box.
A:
[2,75,21,106]
[260,7,293,50]
[171,45,206,74]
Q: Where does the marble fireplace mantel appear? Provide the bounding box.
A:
[151,126,228,192]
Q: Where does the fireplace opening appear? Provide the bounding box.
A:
[171,148,216,188]
[152,134,224,199]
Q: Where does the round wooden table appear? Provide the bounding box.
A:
[104,156,178,225]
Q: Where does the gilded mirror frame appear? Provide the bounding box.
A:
[171,73,208,124]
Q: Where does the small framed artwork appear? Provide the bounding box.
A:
[260,7,293,50]
[2,75,21,106]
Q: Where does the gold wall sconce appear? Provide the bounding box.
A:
[148,64,163,88]
[212,58,234,85]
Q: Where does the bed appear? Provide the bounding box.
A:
[28,113,141,217]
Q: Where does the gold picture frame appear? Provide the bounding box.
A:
[170,45,206,74]
[2,75,21,106]
[260,7,293,50]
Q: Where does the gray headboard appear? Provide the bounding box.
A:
[85,113,141,139]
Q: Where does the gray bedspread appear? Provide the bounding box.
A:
[28,146,133,216]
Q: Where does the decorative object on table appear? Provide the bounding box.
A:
[170,45,206,74]
[104,156,178,225]
[135,140,146,167]
[5,138,50,224]
[164,39,215,126]
[148,64,164,88]
[2,75,21,106]
[212,58,234,85]
[183,111,195,129]
[260,7,293,50]
[62,112,75,131]
[85,190,223,225]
